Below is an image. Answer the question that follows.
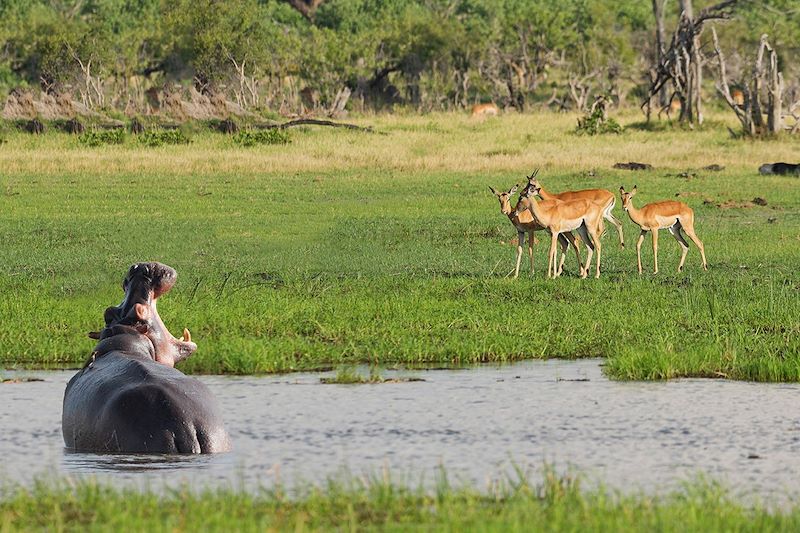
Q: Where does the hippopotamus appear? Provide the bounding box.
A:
[62,262,230,454]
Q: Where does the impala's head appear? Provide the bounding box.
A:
[619,185,637,211]
[522,168,541,197]
[512,183,539,218]
[489,184,518,216]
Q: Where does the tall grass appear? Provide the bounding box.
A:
[0,112,797,380]
[1,472,799,531]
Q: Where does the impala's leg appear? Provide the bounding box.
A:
[652,228,660,274]
[668,222,690,272]
[555,234,570,276]
[589,223,602,279]
[528,230,535,275]
[508,230,525,279]
[513,230,525,279]
[563,232,583,274]
[636,229,646,275]
[604,201,625,248]
[549,231,560,279]
[576,223,594,279]
[681,216,708,271]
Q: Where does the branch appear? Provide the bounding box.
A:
[711,26,748,126]
[257,118,381,134]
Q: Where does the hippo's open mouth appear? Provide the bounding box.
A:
[100,262,197,367]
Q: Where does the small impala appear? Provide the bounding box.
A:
[514,182,605,279]
[619,186,708,274]
[522,169,625,248]
[471,103,499,117]
[490,184,582,278]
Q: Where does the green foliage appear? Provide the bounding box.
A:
[3,473,800,530]
[320,366,381,384]
[138,129,191,147]
[576,107,623,135]
[0,1,797,112]
[77,128,125,147]
[232,128,291,146]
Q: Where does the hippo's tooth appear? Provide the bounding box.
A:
[183,328,191,343]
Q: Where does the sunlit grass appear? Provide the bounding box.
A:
[1,471,799,531]
[0,112,798,380]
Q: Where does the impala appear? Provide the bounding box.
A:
[523,169,625,248]
[490,184,582,278]
[514,183,605,279]
[619,186,708,274]
[471,103,499,117]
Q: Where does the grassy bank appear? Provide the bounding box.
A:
[0,112,798,379]
[2,473,799,531]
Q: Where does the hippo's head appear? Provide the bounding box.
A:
[98,262,196,367]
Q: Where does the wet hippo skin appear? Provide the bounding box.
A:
[62,262,230,454]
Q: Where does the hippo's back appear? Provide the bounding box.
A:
[62,354,230,453]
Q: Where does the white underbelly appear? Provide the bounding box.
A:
[654,215,678,229]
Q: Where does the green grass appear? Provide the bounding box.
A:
[2,472,799,531]
[0,112,798,380]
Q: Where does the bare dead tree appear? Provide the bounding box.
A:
[228,54,260,108]
[68,45,105,109]
[644,0,737,124]
[567,71,599,111]
[712,29,794,136]
[652,0,669,108]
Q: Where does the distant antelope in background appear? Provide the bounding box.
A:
[731,88,745,107]
[619,186,707,274]
[489,184,582,278]
[658,95,682,120]
[471,103,499,117]
[522,169,625,248]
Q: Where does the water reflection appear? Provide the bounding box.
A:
[62,449,227,474]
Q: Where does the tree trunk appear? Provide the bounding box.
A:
[652,0,669,108]
[767,41,783,134]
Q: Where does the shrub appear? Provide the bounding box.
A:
[138,129,191,147]
[575,107,623,135]
[232,128,291,147]
[78,128,125,146]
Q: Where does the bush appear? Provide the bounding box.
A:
[78,128,125,146]
[138,129,191,147]
[232,128,291,147]
[575,107,623,135]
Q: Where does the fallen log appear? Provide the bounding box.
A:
[254,118,379,134]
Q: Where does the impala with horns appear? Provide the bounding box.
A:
[619,186,707,274]
[514,180,605,279]
[490,184,582,278]
[522,169,625,248]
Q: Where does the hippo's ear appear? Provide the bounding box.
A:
[134,303,151,322]
[88,331,101,340]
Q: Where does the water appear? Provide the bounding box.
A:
[2,360,800,500]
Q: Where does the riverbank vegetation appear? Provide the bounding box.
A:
[2,472,799,531]
[0,112,798,380]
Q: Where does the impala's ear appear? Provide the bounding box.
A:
[631,186,638,196]
[489,186,499,196]
[509,184,519,195]
[619,186,625,194]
